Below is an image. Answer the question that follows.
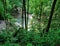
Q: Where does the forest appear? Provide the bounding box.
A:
[0,0,60,46]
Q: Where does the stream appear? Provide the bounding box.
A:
[0,14,33,31]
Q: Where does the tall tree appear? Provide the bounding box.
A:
[22,0,27,30]
[22,2,24,28]
[26,0,29,30]
[46,0,57,32]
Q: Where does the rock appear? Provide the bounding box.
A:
[0,20,6,31]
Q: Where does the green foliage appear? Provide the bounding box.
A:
[0,29,60,46]
[0,0,60,46]
[0,0,4,15]
[27,43,33,46]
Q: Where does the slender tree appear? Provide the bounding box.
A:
[26,0,29,30]
[22,1,24,28]
[46,0,57,32]
[22,0,27,30]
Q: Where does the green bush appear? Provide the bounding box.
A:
[0,29,60,46]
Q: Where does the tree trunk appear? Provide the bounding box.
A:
[27,0,29,30]
[23,0,27,30]
[46,0,57,32]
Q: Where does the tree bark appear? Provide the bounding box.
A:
[27,0,29,30]
[46,0,57,32]
[23,0,27,30]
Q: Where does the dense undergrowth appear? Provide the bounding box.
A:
[0,29,60,46]
[0,0,60,46]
